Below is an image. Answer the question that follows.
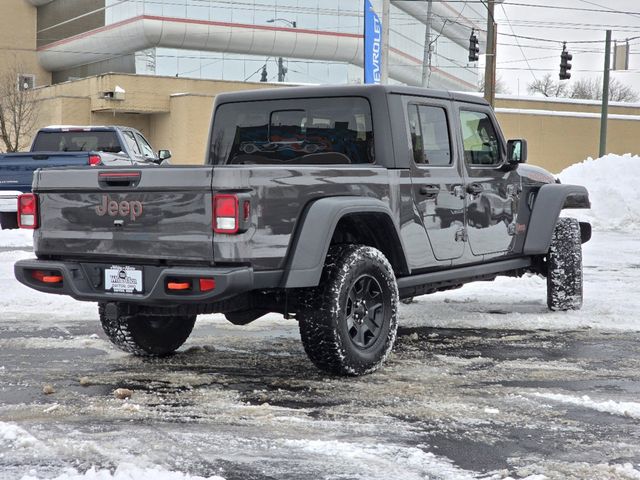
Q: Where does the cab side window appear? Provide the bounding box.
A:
[408,104,452,166]
[134,132,156,160]
[122,131,142,158]
[459,110,501,166]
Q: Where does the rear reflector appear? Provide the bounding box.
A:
[199,278,216,292]
[88,154,101,166]
[243,200,251,221]
[213,194,239,234]
[18,193,38,229]
[167,281,191,291]
[42,275,63,284]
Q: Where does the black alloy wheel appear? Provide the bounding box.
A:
[345,274,386,349]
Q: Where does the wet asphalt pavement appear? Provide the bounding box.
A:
[1,313,640,480]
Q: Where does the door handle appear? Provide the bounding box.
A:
[466,183,483,195]
[419,185,440,197]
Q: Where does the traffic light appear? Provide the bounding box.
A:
[468,29,480,62]
[560,43,573,80]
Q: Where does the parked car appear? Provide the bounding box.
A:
[0,126,170,229]
[14,85,591,376]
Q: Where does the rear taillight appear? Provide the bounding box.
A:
[213,194,239,234]
[18,193,38,229]
[88,154,101,166]
[199,278,216,292]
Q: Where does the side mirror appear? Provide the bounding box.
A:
[158,149,172,161]
[507,139,527,165]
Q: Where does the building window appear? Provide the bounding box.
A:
[17,74,35,91]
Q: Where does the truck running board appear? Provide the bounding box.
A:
[397,257,533,298]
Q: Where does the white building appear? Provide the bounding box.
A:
[33,0,487,90]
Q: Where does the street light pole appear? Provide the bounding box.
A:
[266,18,297,82]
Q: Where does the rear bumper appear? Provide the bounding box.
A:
[0,191,21,212]
[14,259,254,305]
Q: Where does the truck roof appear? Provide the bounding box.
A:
[213,84,488,106]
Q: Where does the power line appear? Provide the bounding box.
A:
[499,2,536,82]
[500,1,640,16]
[575,0,640,20]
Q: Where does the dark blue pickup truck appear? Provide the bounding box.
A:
[0,126,170,228]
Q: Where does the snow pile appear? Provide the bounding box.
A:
[0,422,41,449]
[532,392,640,419]
[283,439,477,480]
[20,464,226,480]
[0,228,32,248]
[558,153,640,231]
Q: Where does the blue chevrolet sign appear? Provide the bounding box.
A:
[364,0,382,84]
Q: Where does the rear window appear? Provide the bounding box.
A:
[32,131,122,153]
[209,97,374,165]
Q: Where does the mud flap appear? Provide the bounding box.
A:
[579,221,592,244]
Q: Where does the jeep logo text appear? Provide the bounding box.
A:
[95,194,143,221]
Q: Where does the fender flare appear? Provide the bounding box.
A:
[281,197,406,288]
[523,183,590,255]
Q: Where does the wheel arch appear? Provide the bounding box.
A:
[523,183,590,255]
[281,197,408,288]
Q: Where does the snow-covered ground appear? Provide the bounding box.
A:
[1,154,640,480]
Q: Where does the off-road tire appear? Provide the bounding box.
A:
[546,217,583,311]
[98,303,196,356]
[0,212,18,230]
[298,244,399,376]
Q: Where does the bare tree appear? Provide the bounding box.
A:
[0,65,38,153]
[609,78,639,102]
[527,73,569,98]
[527,74,639,102]
[569,76,639,102]
[568,77,598,100]
[478,74,511,95]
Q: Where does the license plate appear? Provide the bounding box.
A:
[105,266,143,294]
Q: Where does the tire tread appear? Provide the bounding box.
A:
[547,217,583,311]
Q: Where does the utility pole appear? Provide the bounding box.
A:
[277,57,287,82]
[599,30,612,158]
[381,0,390,84]
[421,0,433,87]
[483,0,497,107]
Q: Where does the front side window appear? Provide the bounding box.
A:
[210,97,374,165]
[408,104,452,166]
[459,110,501,166]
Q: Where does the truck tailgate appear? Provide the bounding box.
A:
[32,166,214,263]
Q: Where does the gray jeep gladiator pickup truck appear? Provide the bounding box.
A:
[14,85,591,376]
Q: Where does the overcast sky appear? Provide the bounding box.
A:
[492,0,640,95]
